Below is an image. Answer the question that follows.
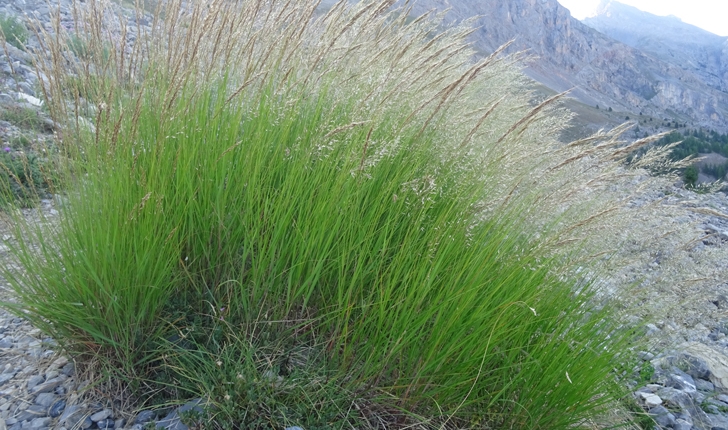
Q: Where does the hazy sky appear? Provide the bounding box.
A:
[557,0,728,36]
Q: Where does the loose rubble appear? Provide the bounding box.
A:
[631,350,728,430]
[0,303,209,430]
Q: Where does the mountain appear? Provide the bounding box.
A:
[583,1,728,94]
[383,0,728,134]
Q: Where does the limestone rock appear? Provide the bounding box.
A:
[395,0,728,131]
[681,342,728,390]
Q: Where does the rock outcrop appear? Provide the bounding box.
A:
[584,1,728,93]
[394,0,728,131]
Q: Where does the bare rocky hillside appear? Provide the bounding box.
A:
[391,0,728,133]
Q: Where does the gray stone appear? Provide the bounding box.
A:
[133,410,155,424]
[719,395,728,404]
[15,405,46,421]
[33,394,55,408]
[657,386,713,428]
[657,387,693,409]
[60,363,74,377]
[675,349,715,382]
[640,351,656,361]
[41,118,57,132]
[673,420,693,430]
[25,376,43,391]
[0,339,13,349]
[639,391,664,408]
[719,322,728,336]
[27,348,43,359]
[48,400,65,418]
[714,295,728,310]
[675,412,693,425]
[667,368,697,393]
[59,405,85,427]
[80,417,93,429]
[113,418,125,429]
[96,418,114,429]
[17,82,33,96]
[698,379,716,391]
[29,417,50,428]
[33,5,49,17]
[155,411,187,430]
[649,406,676,428]
[30,376,66,394]
[89,409,111,422]
[708,411,728,429]
[0,373,15,387]
[177,399,205,415]
[646,323,660,337]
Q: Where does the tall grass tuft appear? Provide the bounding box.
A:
[0,14,28,50]
[2,0,685,427]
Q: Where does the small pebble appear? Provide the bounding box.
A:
[26,375,44,391]
[34,393,56,408]
[60,363,74,377]
[89,409,111,422]
[48,399,65,418]
[96,418,115,429]
[81,416,94,429]
[134,410,155,424]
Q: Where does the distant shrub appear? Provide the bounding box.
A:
[684,164,699,187]
[0,15,27,50]
[0,149,56,207]
[0,106,44,131]
[8,134,31,149]
[67,34,110,62]
[66,35,89,58]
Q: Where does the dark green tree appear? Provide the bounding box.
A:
[684,165,698,188]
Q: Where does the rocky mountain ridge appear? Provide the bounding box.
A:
[390,0,728,134]
[584,1,728,94]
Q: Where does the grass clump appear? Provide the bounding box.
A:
[67,34,111,62]
[0,14,27,50]
[3,0,684,427]
[0,105,45,131]
[66,34,89,58]
[0,149,58,207]
[7,134,31,149]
